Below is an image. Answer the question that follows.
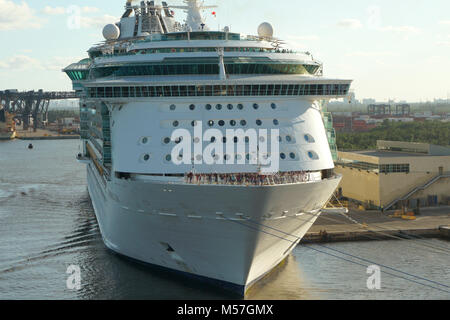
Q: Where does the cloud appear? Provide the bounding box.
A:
[82,7,100,14]
[80,14,117,29]
[436,41,450,47]
[42,6,65,15]
[285,35,320,41]
[346,51,399,57]
[337,19,363,29]
[0,55,84,71]
[42,5,100,15]
[0,55,43,70]
[378,25,421,35]
[0,0,43,30]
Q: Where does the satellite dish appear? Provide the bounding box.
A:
[103,24,120,40]
[257,22,274,38]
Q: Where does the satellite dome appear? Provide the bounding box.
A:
[103,24,120,40]
[257,22,274,38]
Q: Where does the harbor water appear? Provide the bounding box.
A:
[0,140,449,300]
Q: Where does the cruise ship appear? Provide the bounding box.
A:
[64,0,351,295]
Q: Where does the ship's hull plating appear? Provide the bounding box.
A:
[86,163,341,294]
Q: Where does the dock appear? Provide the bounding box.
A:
[440,226,450,239]
[303,206,450,244]
[15,128,79,140]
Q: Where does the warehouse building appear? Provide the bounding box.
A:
[335,141,450,210]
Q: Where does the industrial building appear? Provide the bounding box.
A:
[335,141,450,210]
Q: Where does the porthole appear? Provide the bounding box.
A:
[289,152,296,159]
[230,120,236,126]
[216,104,222,110]
[259,136,265,143]
[208,120,214,127]
[143,154,150,161]
[280,153,286,160]
[211,137,216,143]
[271,103,277,110]
[256,119,262,126]
[245,137,250,143]
[177,154,183,161]
[189,104,195,111]
[141,137,148,144]
[218,120,225,126]
[205,104,212,110]
[196,154,203,161]
[175,137,182,144]
[173,120,179,127]
[191,120,198,127]
[304,134,315,143]
[273,119,279,126]
[286,135,292,142]
[253,103,259,110]
[227,104,233,110]
[234,137,239,143]
[170,104,176,111]
[246,154,251,161]
[193,137,200,144]
[278,136,282,142]
[163,137,171,144]
[237,104,244,110]
[308,151,319,160]
[222,137,227,143]
[240,120,247,126]
[165,154,172,162]
[224,154,231,161]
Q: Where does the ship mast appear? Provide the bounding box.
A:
[171,0,217,31]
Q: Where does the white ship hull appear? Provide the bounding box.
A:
[86,162,341,294]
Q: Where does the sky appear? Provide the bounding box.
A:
[0,0,449,102]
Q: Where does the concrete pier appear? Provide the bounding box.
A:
[440,226,450,239]
[303,206,450,244]
[16,128,79,140]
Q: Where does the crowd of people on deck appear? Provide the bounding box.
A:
[184,171,322,186]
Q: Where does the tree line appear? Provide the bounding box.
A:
[336,120,450,151]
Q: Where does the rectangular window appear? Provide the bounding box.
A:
[141,87,149,97]
[259,84,268,96]
[155,86,163,97]
[205,85,212,96]
[179,86,187,96]
[236,85,243,96]
[251,85,259,96]
[273,85,281,95]
[171,86,179,97]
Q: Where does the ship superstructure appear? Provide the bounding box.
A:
[64,0,351,294]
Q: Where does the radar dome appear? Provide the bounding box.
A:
[257,22,273,38]
[103,24,120,40]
